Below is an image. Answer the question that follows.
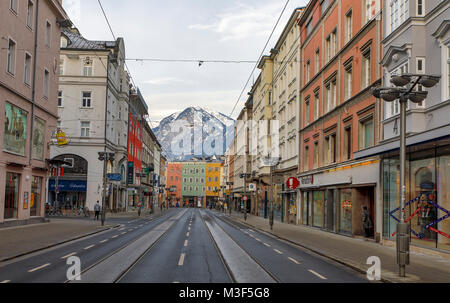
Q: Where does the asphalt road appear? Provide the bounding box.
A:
[0,208,369,283]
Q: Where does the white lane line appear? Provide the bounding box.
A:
[61,252,76,259]
[248,229,254,233]
[186,232,190,237]
[274,249,283,255]
[178,253,185,266]
[188,227,191,231]
[119,228,125,231]
[263,243,271,247]
[184,240,188,247]
[255,238,261,242]
[173,281,180,283]
[1,280,11,283]
[121,232,127,235]
[28,263,50,273]
[139,224,143,227]
[112,235,119,239]
[309,269,327,280]
[84,245,95,250]
[288,257,300,265]
[128,229,133,232]
[100,239,108,243]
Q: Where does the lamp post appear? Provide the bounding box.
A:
[98,152,115,226]
[263,155,281,231]
[372,73,440,277]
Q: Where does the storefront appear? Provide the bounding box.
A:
[299,158,379,239]
[48,179,87,209]
[382,144,450,252]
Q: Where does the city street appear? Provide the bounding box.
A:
[0,209,368,283]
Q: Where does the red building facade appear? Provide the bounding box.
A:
[298,0,383,240]
[128,113,143,186]
[166,163,182,205]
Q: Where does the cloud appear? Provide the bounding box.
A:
[144,77,196,86]
[189,2,286,42]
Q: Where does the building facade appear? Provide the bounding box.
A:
[181,162,206,207]
[166,162,182,205]
[297,0,383,239]
[50,26,130,211]
[355,0,450,252]
[1,0,69,226]
[206,162,223,206]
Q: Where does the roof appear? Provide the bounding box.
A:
[61,27,115,50]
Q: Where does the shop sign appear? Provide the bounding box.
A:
[107,174,122,181]
[32,117,45,159]
[49,180,87,192]
[23,192,29,209]
[300,175,314,185]
[342,200,352,209]
[4,102,28,155]
[286,177,299,190]
[127,162,134,185]
[56,130,68,146]
[248,183,256,191]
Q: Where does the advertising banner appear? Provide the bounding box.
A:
[4,102,28,156]
[32,117,45,160]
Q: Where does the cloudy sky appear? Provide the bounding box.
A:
[62,0,309,126]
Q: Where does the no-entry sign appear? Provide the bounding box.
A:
[286,177,300,190]
[243,196,248,201]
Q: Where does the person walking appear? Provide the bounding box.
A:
[361,206,373,238]
[94,201,101,221]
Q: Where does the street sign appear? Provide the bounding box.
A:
[107,173,122,181]
[286,177,300,190]
[248,183,256,191]
[243,196,248,201]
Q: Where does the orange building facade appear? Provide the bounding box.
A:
[166,162,182,206]
[206,162,222,205]
[297,0,384,240]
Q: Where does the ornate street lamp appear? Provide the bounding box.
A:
[371,73,440,277]
[98,152,115,226]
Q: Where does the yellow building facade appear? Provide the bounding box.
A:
[205,163,222,204]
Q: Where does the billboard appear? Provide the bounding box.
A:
[4,102,28,156]
[32,117,45,160]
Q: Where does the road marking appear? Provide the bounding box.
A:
[129,229,133,232]
[61,252,76,259]
[173,281,180,283]
[184,240,188,247]
[288,257,300,264]
[188,227,191,231]
[186,232,190,237]
[28,263,50,273]
[274,249,283,254]
[119,228,125,231]
[255,238,261,242]
[309,269,327,280]
[112,235,119,238]
[100,239,108,243]
[84,245,95,250]
[263,243,271,247]
[249,229,254,233]
[1,280,11,283]
[178,253,185,266]
[121,232,127,235]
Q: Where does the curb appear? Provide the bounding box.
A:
[0,224,120,263]
[227,215,398,283]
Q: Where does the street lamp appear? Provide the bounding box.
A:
[240,172,253,221]
[98,152,115,226]
[371,73,440,277]
[263,155,281,231]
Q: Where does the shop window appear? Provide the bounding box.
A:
[4,173,20,219]
[31,176,42,217]
[437,147,450,251]
[339,189,352,234]
[313,191,324,228]
[4,102,28,156]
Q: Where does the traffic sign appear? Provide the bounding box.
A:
[286,177,300,190]
[243,196,248,201]
[248,183,256,191]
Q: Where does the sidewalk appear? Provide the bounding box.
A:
[0,218,117,262]
[226,211,450,283]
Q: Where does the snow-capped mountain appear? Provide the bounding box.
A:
[153,107,235,161]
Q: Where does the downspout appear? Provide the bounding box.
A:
[29,0,40,166]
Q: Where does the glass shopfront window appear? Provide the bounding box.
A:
[31,176,42,217]
[382,145,450,252]
[313,191,324,228]
[339,188,352,234]
[274,184,283,222]
[4,172,20,219]
[302,191,310,226]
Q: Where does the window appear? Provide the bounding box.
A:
[386,61,409,118]
[306,19,313,36]
[61,36,68,48]
[364,0,372,24]
[344,64,353,100]
[82,92,92,108]
[359,117,374,150]
[81,122,90,137]
[306,60,311,83]
[331,29,337,58]
[324,136,330,164]
[45,21,51,47]
[362,49,371,88]
[416,0,424,16]
[390,0,409,33]
[10,0,18,13]
[59,59,64,75]
[315,48,320,74]
[326,36,331,63]
[345,10,353,43]
[58,91,63,107]
[321,0,330,15]
[24,53,32,85]
[304,146,309,171]
[4,173,20,219]
[7,39,16,75]
[343,127,352,160]
[314,91,319,121]
[305,98,310,126]
[330,133,336,164]
[43,69,49,98]
[313,141,319,169]
[447,46,450,99]
[325,79,337,112]
[83,57,93,77]
[27,1,34,28]
[416,57,425,74]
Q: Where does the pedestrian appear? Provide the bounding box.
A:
[361,206,373,238]
[94,201,101,221]
[137,202,142,217]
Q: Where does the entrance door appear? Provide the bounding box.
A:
[326,189,335,232]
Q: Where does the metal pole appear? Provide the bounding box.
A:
[101,157,107,226]
[269,161,274,231]
[55,166,59,215]
[244,176,247,221]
